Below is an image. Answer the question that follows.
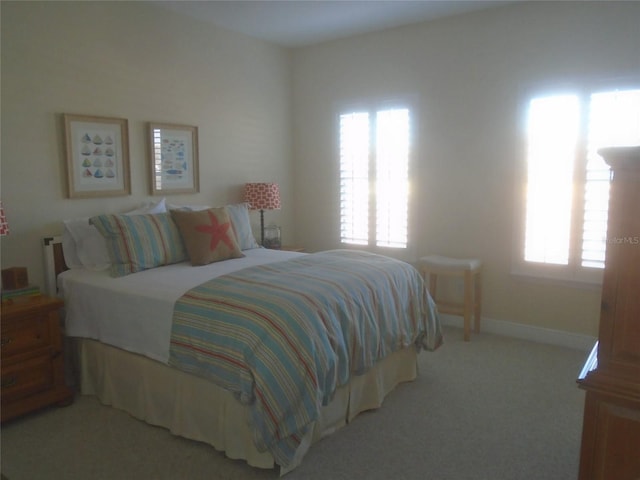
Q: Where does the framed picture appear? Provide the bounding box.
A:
[147,123,199,195]
[63,114,131,198]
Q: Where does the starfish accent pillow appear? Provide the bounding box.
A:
[171,207,245,266]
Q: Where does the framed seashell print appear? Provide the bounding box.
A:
[63,114,131,198]
[147,122,199,195]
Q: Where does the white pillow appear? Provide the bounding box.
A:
[166,203,210,212]
[61,228,84,270]
[63,218,111,271]
[124,197,166,215]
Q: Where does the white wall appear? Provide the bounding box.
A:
[0,1,293,289]
[3,1,639,338]
[291,1,640,336]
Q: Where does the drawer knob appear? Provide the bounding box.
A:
[1,337,12,347]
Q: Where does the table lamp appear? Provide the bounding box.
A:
[244,183,281,246]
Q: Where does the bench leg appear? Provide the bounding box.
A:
[474,270,482,334]
[428,273,438,301]
[463,270,472,341]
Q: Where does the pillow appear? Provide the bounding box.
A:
[225,203,260,250]
[166,203,210,212]
[62,218,111,271]
[90,212,187,277]
[168,202,259,250]
[170,208,245,266]
[61,227,85,270]
[61,199,168,271]
[124,197,166,215]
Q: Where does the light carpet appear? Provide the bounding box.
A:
[0,326,588,479]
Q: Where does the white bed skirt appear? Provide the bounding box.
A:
[75,338,419,475]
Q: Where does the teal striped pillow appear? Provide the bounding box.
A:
[225,203,259,250]
[90,212,187,277]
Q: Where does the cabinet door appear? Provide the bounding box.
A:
[599,167,640,376]
[583,393,640,480]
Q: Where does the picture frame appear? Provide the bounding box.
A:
[147,122,199,195]
[63,114,131,198]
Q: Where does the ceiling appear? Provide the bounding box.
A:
[153,1,515,48]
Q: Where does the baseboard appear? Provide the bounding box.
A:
[439,314,597,352]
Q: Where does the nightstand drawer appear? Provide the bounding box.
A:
[0,295,72,422]
[1,318,51,360]
[1,354,54,404]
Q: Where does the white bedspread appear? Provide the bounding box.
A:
[59,248,304,364]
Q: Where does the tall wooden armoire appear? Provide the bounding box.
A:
[577,145,640,480]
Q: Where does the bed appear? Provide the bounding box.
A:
[44,201,442,475]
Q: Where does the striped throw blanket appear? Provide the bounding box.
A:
[169,250,441,468]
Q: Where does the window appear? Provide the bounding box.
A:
[521,87,640,282]
[340,108,410,249]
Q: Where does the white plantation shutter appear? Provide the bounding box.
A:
[340,112,369,245]
[524,95,579,265]
[582,89,640,268]
[523,87,640,277]
[376,109,409,248]
[340,108,410,248]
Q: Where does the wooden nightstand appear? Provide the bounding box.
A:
[1,295,73,422]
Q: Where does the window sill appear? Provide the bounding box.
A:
[510,264,603,291]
